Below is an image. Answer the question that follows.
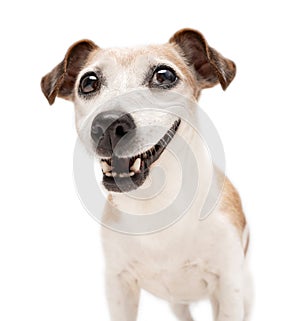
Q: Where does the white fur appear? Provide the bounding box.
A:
[72,46,252,321]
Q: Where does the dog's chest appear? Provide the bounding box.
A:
[130,253,219,303]
[103,216,222,303]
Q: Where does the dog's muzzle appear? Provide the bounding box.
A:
[91,110,180,192]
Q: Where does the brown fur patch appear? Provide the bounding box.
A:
[220,177,247,237]
[41,40,98,105]
[244,232,250,256]
[169,28,236,91]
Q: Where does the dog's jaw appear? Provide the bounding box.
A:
[99,119,181,192]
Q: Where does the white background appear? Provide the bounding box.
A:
[0,0,299,320]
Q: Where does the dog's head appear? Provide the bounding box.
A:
[41,29,235,193]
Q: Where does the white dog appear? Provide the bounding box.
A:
[41,28,252,321]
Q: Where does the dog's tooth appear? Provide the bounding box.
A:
[119,173,130,178]
[105,172,112,177]
[129,171,135,176]
[130,158,141,172]
[101,160,112,173]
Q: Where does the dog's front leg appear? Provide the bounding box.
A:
[106,270,140,321]
[214,273,244,321]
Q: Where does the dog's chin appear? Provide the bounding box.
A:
[98,119,181,193]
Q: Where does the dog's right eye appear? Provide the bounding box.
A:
[79,72,100,94]
[150,65,178,89]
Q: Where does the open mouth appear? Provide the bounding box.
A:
[100,119,181,192]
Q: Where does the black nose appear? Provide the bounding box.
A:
[91,111,136,156]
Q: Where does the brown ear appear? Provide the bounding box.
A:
[41,40,98,105]
[169,29,236,90]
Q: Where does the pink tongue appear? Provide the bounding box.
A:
[112,157,130,173]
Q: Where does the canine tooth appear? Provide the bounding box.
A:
[105,172,112,177]
[129,171,135,176]
[101,161,112,173]
[130,158,141,172]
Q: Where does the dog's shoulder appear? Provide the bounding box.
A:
[219,176,247,236]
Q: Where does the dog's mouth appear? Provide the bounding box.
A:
[100,119,181,192]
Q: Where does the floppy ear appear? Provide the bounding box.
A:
[41,40,98,105]
[169,28,236,90]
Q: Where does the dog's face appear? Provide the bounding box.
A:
[41,29,236,193]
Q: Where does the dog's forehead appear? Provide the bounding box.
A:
[87,44,188,73]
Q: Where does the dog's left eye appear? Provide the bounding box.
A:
[151,66,178,88]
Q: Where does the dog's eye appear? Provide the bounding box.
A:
[79,72,100,94]
[151,66,178,88]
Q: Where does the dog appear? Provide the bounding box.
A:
[41,28,252,321]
